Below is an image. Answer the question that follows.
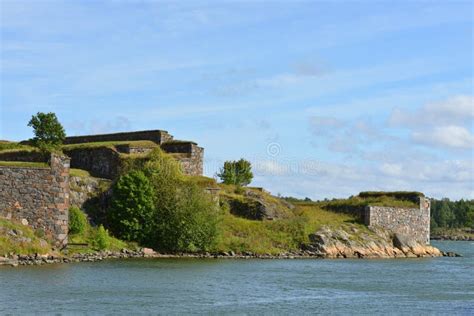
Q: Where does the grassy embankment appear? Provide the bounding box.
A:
[0,218,52,256]
[67,224,135,255]
[185,179,378,255]
[212,186,422,254]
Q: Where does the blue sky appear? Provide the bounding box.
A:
[1,0,473,200]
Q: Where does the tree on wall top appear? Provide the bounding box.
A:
[28,112,66,152]
[217,159,253,186]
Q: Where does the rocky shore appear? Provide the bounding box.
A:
[303,225,444,259]
[1,224,465,267]
[0,246,461,268]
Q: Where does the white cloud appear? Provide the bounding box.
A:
[379,163,403,177]
[389,95,474,150]
[390,95,474,127]
[253,160,291,176]
[413,125,474,149]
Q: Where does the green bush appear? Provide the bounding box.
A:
[95,225,110,250]
[154,183,219,252]
[69,206,88,235]
[108,170,155,243]
[217,159,253,186]
[109,148,219,252]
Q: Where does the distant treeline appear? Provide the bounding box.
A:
[430,199,474,229]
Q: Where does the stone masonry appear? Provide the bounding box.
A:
[0,154,70,247]
[364,197,431,244]
[1,130,205,178]
[64,129,174,145]
[161,142,204,176]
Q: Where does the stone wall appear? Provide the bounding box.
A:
[115,144,155,154]
[64,130,173,145]
[0,150,47,163]
[161,142,204,176]
[0,154,70,247]
[69,176,112,210]
[65,147,121,179]
[364,197,431,244]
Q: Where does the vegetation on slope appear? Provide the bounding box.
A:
[107,148,218,253]
[215,201,359,255]
[67,206,133,254]
[0,161,49,168]
[0,141,35,152]
[62,140,158,151]
[0,218,52,256]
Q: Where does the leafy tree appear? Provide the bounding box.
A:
[27,112,66,151]
[431,198,474,229]
[110,148,219,252]
[69,206,88,235]
[108,170,155,243]
[217,159,253,186]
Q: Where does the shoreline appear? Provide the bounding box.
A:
[0,245,464,267]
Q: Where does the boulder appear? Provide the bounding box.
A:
[226,190,293,220]
[306,225,443,259]
[142,248,156,256]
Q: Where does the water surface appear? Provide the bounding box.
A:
[1,241,473,315]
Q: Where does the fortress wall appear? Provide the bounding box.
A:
[0,154,70,246]
[69,176,112,211]
[0,150,47,163]
[166,144,204,176]
[64,147,121,179]
[364,197,431,244]
[64,130,173,145]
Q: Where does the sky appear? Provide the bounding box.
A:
[1,0,473,200]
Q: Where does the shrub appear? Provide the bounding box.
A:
[95,225,110,250]
[154,183,219,252]
[217,159,253,186]
[27,112,66,152]
[110,148,219,252]
[108,170,155,243]
[69,206,88,235]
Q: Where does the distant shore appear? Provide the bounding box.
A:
[431,228,474,241]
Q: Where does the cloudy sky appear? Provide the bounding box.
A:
[1,1,473,200]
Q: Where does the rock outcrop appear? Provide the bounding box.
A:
[225,189,294,220]
[305,224,442,258]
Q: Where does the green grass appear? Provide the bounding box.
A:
[0,161,49,168]
[0,218,53,256]
[312,195,420,211]
[68,224,136,254]
[62,140,158,151]
[162,140,196,145]
[184,175,218,188]
[70,168,91,177]
[214,199,360,254]
[0,142,36,152]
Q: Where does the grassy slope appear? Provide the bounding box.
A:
[213,185,422,255]
[215,203,358,254]
[0,161,49,168]
[213,184,361,254]
[0,219,52,255]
